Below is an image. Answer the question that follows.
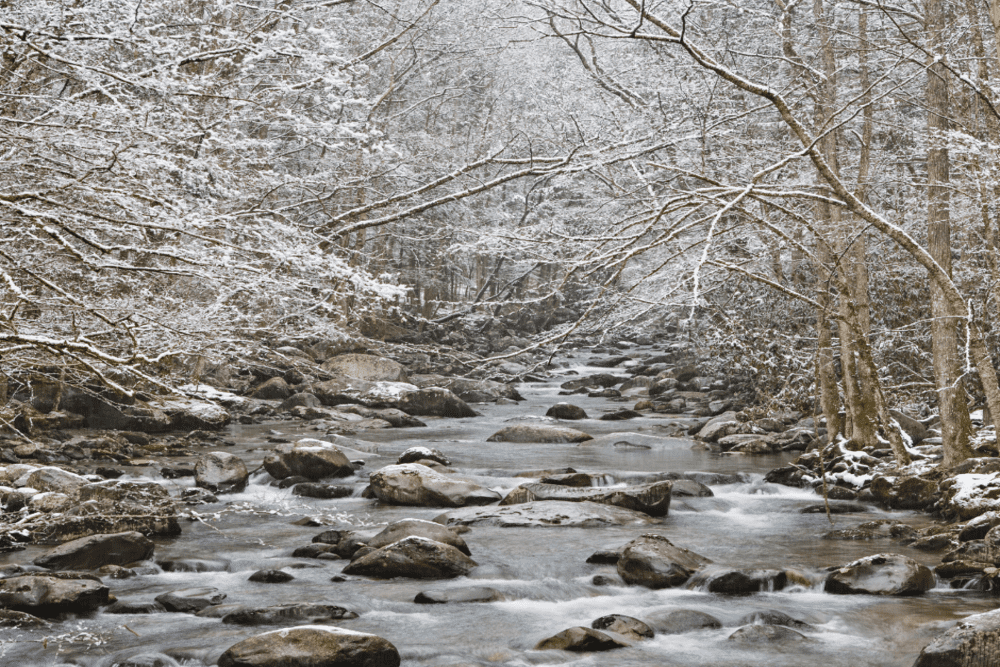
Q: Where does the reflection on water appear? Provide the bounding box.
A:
[0,358,993,667]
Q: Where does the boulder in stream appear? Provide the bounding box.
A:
[414,586,503,604]
[369,464,500,507]
[644,609,721,634]
[397,387,478,418]
[154,587,227,613]
[687,567,788,594]
[435,500,657,528]
[913,607,1000,667]
[33,531,154,570]
[616,534,712,589]
[534,626,631,651]
[545,403,588,420]
[322,354,408,382]
[263,439,354,481]
[194,452,248,494]
[591,614,654,640]
[397,447,450,466]
[728,624,809,644]
[824,553,935,595]
[221,603,357,626]
[486,425,593,443]
[500,481,672,517]
[0,573,109,615]
[341,536,477,579]
[218,626,400,667]
[365,518,471,555]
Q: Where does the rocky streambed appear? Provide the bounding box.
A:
[2,346,1000,666]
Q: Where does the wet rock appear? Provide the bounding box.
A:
[33,531,153,570]
[825,553,935,596]
[398,447,450,466]
[414,586,502,604]
[18,466,89,494]
[591,614,654,640]
[263,439,354,481]
[588,388,622,398]
[696,412,741,442]
[104,600,166,614]
[104,652,179,667]
[218,626,400,667]
[397,388,477,418]
[248,570,295,584]
[369,464,500,507]
[435,500,656,528]
[366,408,426,428]
[366,519,471,555]
[871,475,938,510]
[486,425,593,443]
[764,465,809,488]
[823,519,917,541]
[292,483,353,499]
[600,409,642,421]
[250,377,292,400]
[801,502,870,514]
[222,603,357,626]
[154,587,227,613]
[27,491,72,513]
[194,452,249,494]
[913,607,1000,667]
[500,481,671,517]
[688,568,788,594]
[591,355,632,368]
[534,626,631,651]
[959,512,1000,541]
[158,558,230,573]
[341,536,477,579]
[545,403,588,420]
[644,609,721,634]
[560,374,621,390]
[737,609,813,629]
[279,392,321,411]
[728,624,808,644]
[670,479,714,497]
[322,354,407,382]
[181,488,218,504]
[935,560,994,579]
[586,548,622,564]
[541,472,615,487]
[292,544,341,559]
[0,573,109,615]
[0,609,47,627]
[617,534,712,588]
[154,395,231,431]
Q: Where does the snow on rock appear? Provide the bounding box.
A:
[941,473,1000,521]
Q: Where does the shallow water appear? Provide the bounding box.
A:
[1,353,995,667]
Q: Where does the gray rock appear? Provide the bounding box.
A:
[366,519,471,555]
[222,603,357,625]
[194,452,249,494]
[341,536,477,579]
[534,626,631,651]
[913,607,1000,667]
[728,624,808,644]
[322,354,407,382]
[248,570,294,583]
[398,447,450,466]
[0,609,48,627]
[0,574,109,614]
[17,467,89,494]
[369,464,500,507]
[292,483,352,499]
[154,587,227,613]
[737,609,813,630]
[825,553,935,595]
[414,586,502,604]
[33,531,153,571]
[250,377,291,400]
[279,392,321,411]
[500,481,671,517]
[263,439,354,481]
[617,534,712,588]
[560,374,622,390]
[158,558,230,572]
[644,609,721,634]
[696,411,741,442]
[688,568,787,594]
[397,388,477,418]
[591,614,654,640]
[435,500,657,528]
[486,425,593,443]
[218,627,400,667]
[889,409,928,445]
[104,600,166,614]
[545,403,588,420]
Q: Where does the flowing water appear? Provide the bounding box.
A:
[2,351,996,667]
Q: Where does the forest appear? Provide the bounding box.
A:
[5,0,1000,666]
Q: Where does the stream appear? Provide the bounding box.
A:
[2,349,996,667]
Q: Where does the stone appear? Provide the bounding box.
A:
[600,409,642,421]
[322,354,408,382]
[195,452,249,494]
[292,483,353,499]
[560,374,621,390]
[913,607,1000,667]
[341,536,477,579]
[154,587,227,613]
[18,466,89,494]
[222,603,357,625]
[33,531,154,571]
[397,447,450,466]
[0,609,48,627]
[248,570,295,584]
[688,568,788,594]
[218,627,400,667]
[728,625,808,644]
[670,479,714,497]
[889,409,928,445]
[369,464,500,507]
[486,425,593,443]
[941,473,1000,521]
[870,475,938,510]
[105,600,166,614]
[27,492,72,513]
[824,553,935,596]
[696,412,740,442]
[435,500,657,528]
[154,395,231,431]
[250,377,292,400]
[534,626,631,651]
[0,574,109,615]
[279,393,321,411]
[545,403,588,420]
[500,481,672,517]
[737,609,813,630]
[617,534,712,588]
[397,388,477,418]
[365,519,471,555]
[263,439,354,481]
[591,614,654,640]
[644,609,721,634]
[414,587,502,604]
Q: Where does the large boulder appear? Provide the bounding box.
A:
[617,534,712,588]
[560,374,621,390]
[591,614,654,641]
[534,627,631,651]
[218,627,400,667]
[154,587,226,613]
[17,467,89,495]
[0,574,109,615]
[688,567,788,594]
[728,625,808,644]
[195,452,249,494]
[411,376,523,403]
[870,475,938,510]
[913,608,1000,667]
[222,603,357,626]
[342,536,477,579]
[824,553,935,595]
[365,519,471,555]
[435,500,656,528]
[33,531,154,571]
[414,586,502,604]
[500,481,671,517]
[369,464,500,507]
[59,391,172,432]
[322,354,407,382]
[250,377,292,400]
[545,403,588,420]
[397,388,477,418]
[486,425,593,443]
[940,472,1000,521]
[153,395,231,431]
[645,609,721,634]
[696,411,741,442]
[263,439,354,481]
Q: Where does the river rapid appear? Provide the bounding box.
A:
[1,349,995,667]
